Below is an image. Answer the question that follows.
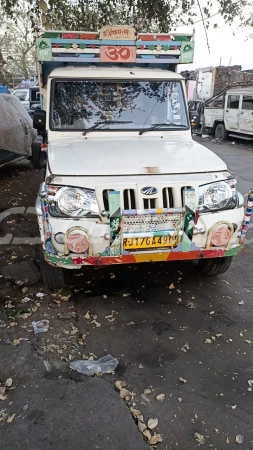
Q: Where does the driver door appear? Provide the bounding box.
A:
[239,95,253,134]
[225,94,240,130]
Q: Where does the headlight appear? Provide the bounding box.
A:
[198,179,238,212]
[48,186,99,217]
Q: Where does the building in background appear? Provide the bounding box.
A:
[182,65,253,101]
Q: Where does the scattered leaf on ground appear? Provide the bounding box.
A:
[156,393,165,401]
[148,418,158,430]
[169,283,175,290]
[205,338,212,344]
[209,311,215,315]
[130,407,141,419]
[235,434,244,444]
[144,389,152,395]
[231,405,237,409]
[91,320,101,328]
[138,420,147,433]
[194,432,205,444]
[143,429,152,440]
[115,380,127,390]
[5,378,12,387]
[186,302,195,309]
[0,395,7,401]
[7,414,15,423]
[244,340,252,344]
[119,388,134,401]
[179,377,187,383]
[181,343,190,352]
[83,311,90,319]
[247,380,253,391]
[149,434,163,445]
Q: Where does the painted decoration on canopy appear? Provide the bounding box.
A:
[36,38,52,61]
[100,25,136,41]
[179,41,195,63]
[100,46,136,63]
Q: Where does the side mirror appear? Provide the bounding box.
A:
[33,109,46,131]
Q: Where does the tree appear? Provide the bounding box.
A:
[0,0,252,32]
[0,3,37,84]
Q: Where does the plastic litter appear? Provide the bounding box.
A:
[70,354,119,376]
[32,320,50,334]
[21,297,31,303]
[58,311,73,320]
[36,292,45,298]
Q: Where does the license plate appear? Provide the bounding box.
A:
[123,236,178,250]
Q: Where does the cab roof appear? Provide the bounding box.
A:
[48,66,184,80]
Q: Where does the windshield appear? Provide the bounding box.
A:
[13,90,28,101]
[51,80,188,131]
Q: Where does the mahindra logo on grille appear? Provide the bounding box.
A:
[141,186,158,195]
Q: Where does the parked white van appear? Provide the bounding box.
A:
[204,85,253,141]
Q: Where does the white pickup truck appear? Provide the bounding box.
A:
[204,85,253,141]
[33,26,253,289]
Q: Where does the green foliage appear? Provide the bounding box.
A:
[0,4,37,82]
[0,0,252,31]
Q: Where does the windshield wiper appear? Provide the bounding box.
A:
[82,121,133,136]
[139,122,187,135]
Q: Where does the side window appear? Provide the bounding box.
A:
[13,90,28,101]
[242,95,253,110]
[227,95,239,109]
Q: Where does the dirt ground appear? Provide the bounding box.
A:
[0,138,253,450]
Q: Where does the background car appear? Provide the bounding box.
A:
[12,87,40,111]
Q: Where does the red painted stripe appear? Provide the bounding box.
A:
[70,248,231,266]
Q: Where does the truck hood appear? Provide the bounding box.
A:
[48,136,227,176]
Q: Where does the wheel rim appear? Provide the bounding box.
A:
[217,127,222,138]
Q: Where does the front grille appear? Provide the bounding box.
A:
[123,189,136,209]
[143,198,157,209]
[122,214,183,233]
[102,186,195,212]
[103,189,115,211]
[181,186,193,206]
[162,188,174,208]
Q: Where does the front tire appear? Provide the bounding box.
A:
[194,256,233,276]
[31,139,47,169]
[214,123,228,141]
[39,246,69,289]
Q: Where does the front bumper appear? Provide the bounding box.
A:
[37,188,253,269]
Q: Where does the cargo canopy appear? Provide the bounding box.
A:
[36,25,195,66]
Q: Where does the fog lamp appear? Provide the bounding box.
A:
[66,233,89,253]
[211,228,231,247]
